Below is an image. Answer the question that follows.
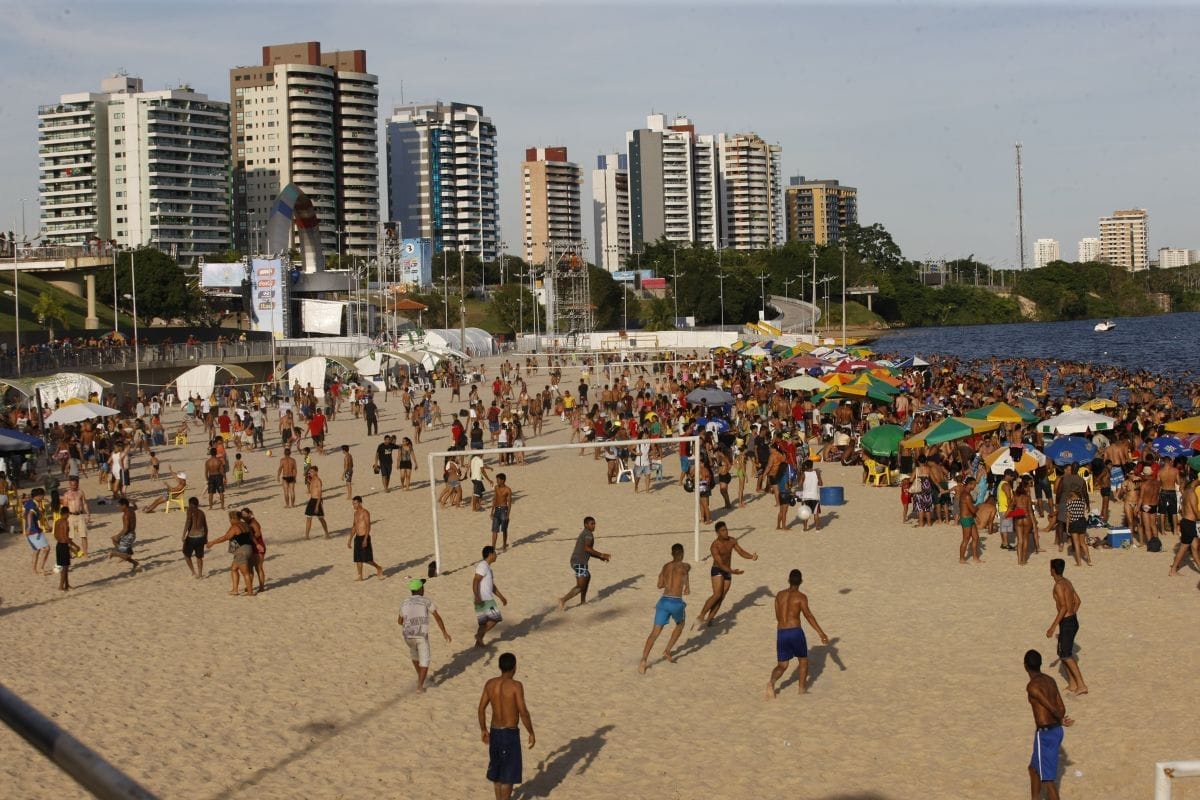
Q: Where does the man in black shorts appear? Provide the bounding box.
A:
[204,448,225,510]
[304,465,330,538]
[374,435,396,492]
[1169,473,1199,576]
[557,516,610,610]
[1045,558,1087,695]
[695,522,758,629]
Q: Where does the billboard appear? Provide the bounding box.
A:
[249,258,285,338]
[199,261,246,288]
[399,238,432,287]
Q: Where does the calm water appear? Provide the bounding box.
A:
[873,312,1200,376]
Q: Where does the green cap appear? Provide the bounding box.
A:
[408,578,425,591]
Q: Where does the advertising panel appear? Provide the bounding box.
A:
[249,258,285,338]
[399,238,433,287]
[199,261,247,288]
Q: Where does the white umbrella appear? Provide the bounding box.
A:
[778,375,827,392]
[985,444,1047,475]
[46,402,120,425]
[1038,409,1115,436]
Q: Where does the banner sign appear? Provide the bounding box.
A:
[249,258,285,338]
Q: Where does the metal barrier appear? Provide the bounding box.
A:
[2,340,299,380]
[0,681,158,799]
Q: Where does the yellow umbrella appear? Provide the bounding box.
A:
[1165,416,1200,434]
[1079,398,1118,411]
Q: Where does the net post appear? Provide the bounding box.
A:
[428,451,440,575]
[692,435,701,562]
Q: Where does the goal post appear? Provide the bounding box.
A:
[426,434,702,573]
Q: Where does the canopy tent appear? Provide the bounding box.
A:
[45,402,120,426]
[284,356,358,393]
[1037,408,1115,436]
[0,429,46,451]
[901,416,1001,448]
[421,328,495,358]
[0,373,113,406]
[171,364,255,404]
[964,402,1037,425]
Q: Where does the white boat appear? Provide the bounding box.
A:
[1094,320,1116,332]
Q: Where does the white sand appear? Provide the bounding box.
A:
[2,360,1198,799]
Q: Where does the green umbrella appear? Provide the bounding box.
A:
[901,416,1001,448]
[1188,455,1200,473]
[964,402,1037,425]
[861,424,905,457]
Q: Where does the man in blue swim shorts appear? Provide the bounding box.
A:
[1023,649,1073,800]
[766,569,829,699]
[479,652,535,800]
[639,543,691,674]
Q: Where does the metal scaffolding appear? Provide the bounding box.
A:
[545,240,592,340]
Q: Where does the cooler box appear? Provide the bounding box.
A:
[820,486,845,506]
[1106,528,1131,548]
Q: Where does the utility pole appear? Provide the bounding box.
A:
[756,272,768,320]
[459,248,466,354]
[810,247,818,342]
[840,241,847,349]
[1015,142,1026,271]
[716,272,728,332]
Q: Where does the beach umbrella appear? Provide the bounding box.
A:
[778,375,827,392]
[835,358,877,373]
[1165,416,1200,434]
[1189,455,1200,474]
[1179,434,1200,452]
[1079,398,1118,411]
[1043,436,1097,466]
[818,399,840,414]
[0,429,45,452]
[861,424,905,457]
[1151,436,1190,459]
[985,445,1047,475]
[686,387,734,406]
[45,402,120,425]
[1014,396,1039,413]
[1037,409,1115,436]
[901,416,1000,448]
[964,402,1038,425]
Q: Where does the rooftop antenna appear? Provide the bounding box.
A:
[1015,142,1026,271]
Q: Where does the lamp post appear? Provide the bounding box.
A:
[809,247,819,343]
[129,248,140,392]
[667,268,682,328]
[716,272,728,332]
[840,241,847,349]
[459,247,466,356]
[782,277,796,301]
[756,271,768,320]
[10,239,18,377]
[442,246,450,329]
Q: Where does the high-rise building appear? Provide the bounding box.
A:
[1033,238,1061,268]
[1157,247,1198,269]
[520,147,582,266]
[1077,237,1100,262]
[229,42,379,257]
[717,133,783,250]
[592,153,629,271]
[38,74,230,259]
[784,177,858,245]
[386,101,499,261]
[1098,209,1149,272]
[626,114,719,251]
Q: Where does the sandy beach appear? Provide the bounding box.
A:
[2,357,1198,799]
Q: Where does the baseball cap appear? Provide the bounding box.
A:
[408,578,425,591]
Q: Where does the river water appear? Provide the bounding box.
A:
[872,312,1200,376]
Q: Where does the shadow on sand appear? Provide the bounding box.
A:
[670,585,772,663]
[515,724,616,799]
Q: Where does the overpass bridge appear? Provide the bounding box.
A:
[1,245,115,330]
[767,295,821,337]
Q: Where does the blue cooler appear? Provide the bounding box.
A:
[820,486,845,506]
[1106,528,1131,548]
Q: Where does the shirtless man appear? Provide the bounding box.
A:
[478,652,535,800]
[60,477,93,557]
[276,448,298,508]
[490,473,514,551]
[204,448,225,510]
[1169,473,1200,576]
[52,509,74,591]
[1157,456,1181,535]
[144,471,187,513]
[107,497,142,573]
[347,495,383,580]
[1045,559,1087,695]
[1136,464,1161,545]
[1024,649,1074,800]
[766,568,830,698]
[639,543,691,673]
[304,465,330,539]
[694,522,759,629]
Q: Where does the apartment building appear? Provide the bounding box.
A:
[591,153,629,271]
[1033,238,1060,268]
[784,177,858,245]
[520,147,582,266]
[717,133,783,250]
[626,114,719,251]
[1077,237,1100,263]
[1098,209,1149,272]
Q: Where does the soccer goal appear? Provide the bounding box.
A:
[426,434,702,573]
[1155,760,1200,799]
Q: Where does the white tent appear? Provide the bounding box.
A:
[422,328,495,358]
[34,373,112,405]
[1038,408,1115,436]
[173,364,255,403]
[45,402,120,425]
[283,356,359,393]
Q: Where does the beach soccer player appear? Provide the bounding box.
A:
[558,516,610,610]
[478,652,535,800]
[695,522,758,629]
[1024,649,1073,800]
[398,578,451,693]
[1045,559,1088,696]
[490,473,514,550]
[766,569,830,698]
[474,546,508,648]
[639,543,690,674]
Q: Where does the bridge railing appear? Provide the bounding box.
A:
[2,340,301,381]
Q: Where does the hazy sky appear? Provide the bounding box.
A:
[2,1,1196,267]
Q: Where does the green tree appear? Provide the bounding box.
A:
[489,283,538,336]
[639,295,676,331]
[842,223,904,273]
[100,247,207,323]
[31,291,68,340]
[589,266,625,330]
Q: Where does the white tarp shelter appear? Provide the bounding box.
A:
[422,328,495,358]
[173,364,254,403]
[33,373,112,405]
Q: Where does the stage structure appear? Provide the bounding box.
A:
[544,239,592,340]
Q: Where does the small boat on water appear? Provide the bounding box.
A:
[1094,320,1116,332]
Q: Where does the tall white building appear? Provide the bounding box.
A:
[1157,247,1199,268]
[38,74,230,259]
[1077,237,1100,262]
[591,153,629,271]
[520,147,582,267]
[1033,238,1061,268]
[1098,209,1149,272]
[626,114,719,251]
[230,42,379,257]
[717,133,783,250]
[386,101,499,261]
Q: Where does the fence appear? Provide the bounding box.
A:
[2,340,297,380]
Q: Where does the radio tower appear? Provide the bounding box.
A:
[1015,142,1026,270]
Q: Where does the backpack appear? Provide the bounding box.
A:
[1146,536,1163,553]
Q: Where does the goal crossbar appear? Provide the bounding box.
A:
[426,435,702,572]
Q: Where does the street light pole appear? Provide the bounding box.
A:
[782,277,795,301]
[10,237,18,377]
[459,248,466,354]
[668,269,682,328]
[757,271,768,320]
[130,248,140,392]
[840,241,847,349]
[716,272,728,332]
[810,247,818,343]
[442,247,449,329]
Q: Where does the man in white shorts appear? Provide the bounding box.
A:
[398,578,452,693]
[60,478,93,557]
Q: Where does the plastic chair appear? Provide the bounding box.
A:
[1077,466,1094,495]
[173,431,188,446]
[866,459,894,487]
[616,459,634,483]
[651,460,665,480]
[163,489,186,513]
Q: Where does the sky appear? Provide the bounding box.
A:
[1,1,1197,268]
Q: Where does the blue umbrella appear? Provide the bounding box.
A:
[0,429,45,451]
[686,387,734,406]
[1151,436,1190,458]
[1044,436,1097,466]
